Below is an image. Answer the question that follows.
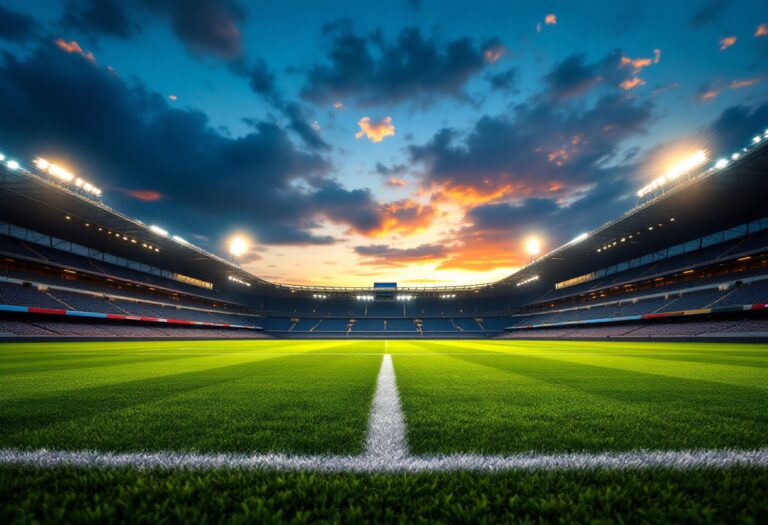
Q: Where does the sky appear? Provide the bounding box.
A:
[0,0,766,286]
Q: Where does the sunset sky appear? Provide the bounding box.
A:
[0,0,766,286]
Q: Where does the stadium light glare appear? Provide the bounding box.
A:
[0,153,5,161]
[666,150,707,180]
[637,150,708,198]
[228,235,249,257]
[570,232,589,244]
[753,135,762,144]
[33,158,50,170]
[149,225,169,237]
[172,235,188,245]
[731,153,740,160]
[524,237,541,258]
[6,160,19,170]
[714,158,729,169]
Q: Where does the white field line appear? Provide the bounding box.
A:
[1,448,766,473]
[364,354,408,461]
[3,354,768,473]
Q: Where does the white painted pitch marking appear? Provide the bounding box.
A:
[364,353,408,461]
[1,448,766,473]
[3,353,768,472]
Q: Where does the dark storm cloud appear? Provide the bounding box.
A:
[0,5,39,42]
[408,94,654,198]
[544,53,608,100]
[486,67,519,93]
[139,0,246,59]
[542,50,652,100]
[61,0,140,39]
[703,101,768,153]
[690,0,729,28]
[466,198,560,230]
[0,44,387,245]
[237,58,276,96]
[300,21,505,108]
[374,162,407,176]
[58,0,246,59]
[231,58,330,151]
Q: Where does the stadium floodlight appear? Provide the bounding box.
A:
[172,235,188,245]
[524,237,541,258]
[150,225,169,237]
[33,158,50,170]
[666,150,707,180]
[636,149,708,198]
[228,235,249,257]
[6,160,19,170]
[714,158,729,169]
[0,153,5,161]
[753,136,762,144]
[731,153,740,160]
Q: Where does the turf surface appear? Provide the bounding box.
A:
[394,340,768,454]
[0,340,380,454]
[1,338,766,523]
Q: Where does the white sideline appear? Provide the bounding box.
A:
[2,353,767,473]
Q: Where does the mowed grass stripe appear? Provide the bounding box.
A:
[396,340,768,455]
[424,339,768,389]
[0,339,359,400]
[0,341,381,454]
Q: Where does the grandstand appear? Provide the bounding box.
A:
[1,129,768,340]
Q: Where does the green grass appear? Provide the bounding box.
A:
[1,338,767,523]
[2,466,767,524]
[394,340,768,454]
[0,340,380,454]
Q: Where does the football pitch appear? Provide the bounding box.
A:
[1,339,767,522]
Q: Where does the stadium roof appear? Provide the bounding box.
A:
[1,133,767,298]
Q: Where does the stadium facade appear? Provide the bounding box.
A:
[1,130,768,340]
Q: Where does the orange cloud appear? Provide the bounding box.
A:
[127,190,164,202]
[355,117,395,143]
[755,24,768,37]
[620,77,645,90]
[699,90,719,103]
[719,36,736,50]
[372,199,437,236]
[620,49,661,73]
[545,14,557,25]
[730,76,763,89]
[484,47,505,63]
[55,39,96,63]
[437,236,524,272]
[546,148,569,166]
[387,177,407,187]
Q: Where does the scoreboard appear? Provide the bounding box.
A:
[373,282,397,300]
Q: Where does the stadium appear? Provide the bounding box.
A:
[2,136,768,340]
[1,2,767,523]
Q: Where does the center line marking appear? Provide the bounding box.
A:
[365,353,408,460]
